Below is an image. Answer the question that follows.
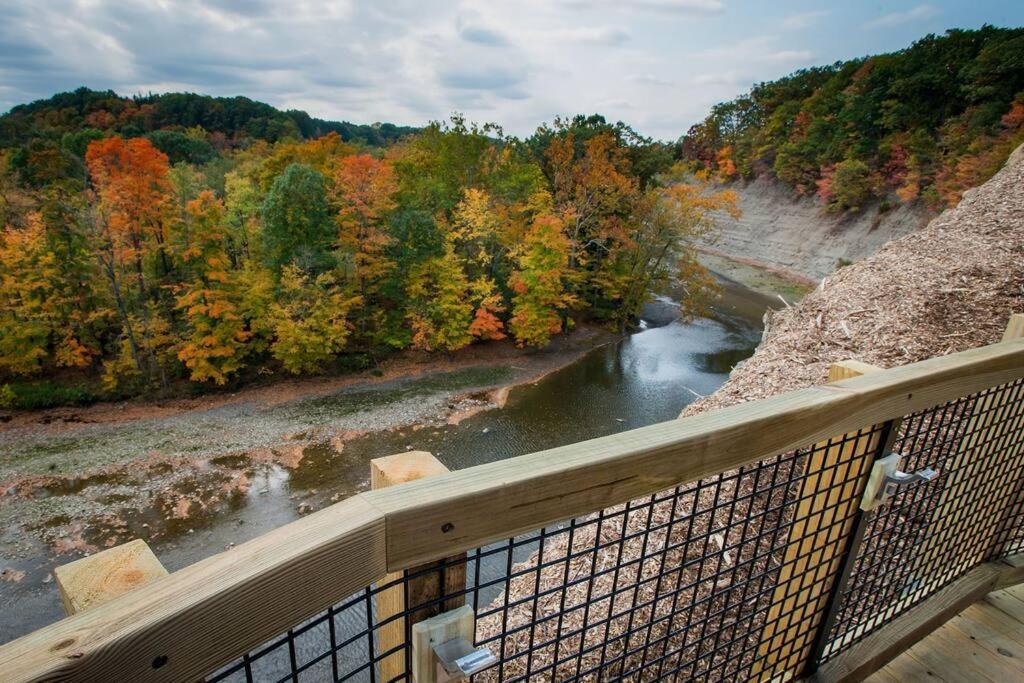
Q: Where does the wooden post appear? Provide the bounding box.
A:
[54,538,168,616]
[372,452,467,683]
[754,360,885,680]
[924,314,1024,574]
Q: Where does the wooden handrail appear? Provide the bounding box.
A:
[0,337,1022,682]
[368,337,1024,569]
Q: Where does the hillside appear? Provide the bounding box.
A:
[0,87,418,151]
[683,26,1024,213]
[685,143,1024,416]
[699,173,932,281]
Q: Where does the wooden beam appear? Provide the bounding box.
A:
[368,339,1024,570]
[55,539,168,616]
[0,496,386,683]
[995,552,1024,591]
[372,452,466,683]
[410,605,474,683]
[753,361,885,679]
[811,562,1007,682]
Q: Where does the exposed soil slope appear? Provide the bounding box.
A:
[702,175,933,281]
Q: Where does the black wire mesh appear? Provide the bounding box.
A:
[206,379,1024,682]
[820,377,1024,660]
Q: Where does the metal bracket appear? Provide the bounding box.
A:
[433,636,497,679]
[412,605,497,682]
[860,452,938,511]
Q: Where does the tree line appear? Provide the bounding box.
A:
[682,26,1024,211]
[0,110,735,407]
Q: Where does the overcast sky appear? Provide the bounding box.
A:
[2,0,1023,141]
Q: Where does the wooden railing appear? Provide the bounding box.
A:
[1,326,1023,682]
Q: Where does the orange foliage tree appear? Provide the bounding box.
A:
[175,191,252,384]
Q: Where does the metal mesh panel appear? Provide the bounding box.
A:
[206,379,1024,682]
[821,377,1024,660]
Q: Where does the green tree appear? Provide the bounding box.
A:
[269,265,360,374]
[830,159,874,212]
[261,163,334,273]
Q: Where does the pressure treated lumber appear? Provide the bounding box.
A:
[0,496,386,683]
[55,539,168,616]
[367,338,1024,570]
[812,562,1009,682]
[372,452,466,683]
[755,361,884,677]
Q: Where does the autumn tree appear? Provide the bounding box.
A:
[405,244,473,352]
[175,191,251,384]
[509,214,576,347]
[616,182,740,325]
[829,159,874,212]
[544,131,639,316]
[0,215,63,375]
[86,136,176,389]
[451,188,508,340]
[332,154,398,346]
[268,265,360,374]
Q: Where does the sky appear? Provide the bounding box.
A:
[1,0,1023,141]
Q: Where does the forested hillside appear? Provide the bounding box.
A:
[0,96,726,407]
[682,26,1024,211]
[0,88,417,154]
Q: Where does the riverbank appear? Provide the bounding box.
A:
[0,327,616,436]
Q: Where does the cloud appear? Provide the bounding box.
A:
[782,10,829,30]
[763,49,814,63]
[542,27,630,46]
[865,4,940,29]
[459,24,510,46]
[438,65,528,91]
[629,74,676,86]
[692,71,747,87]
[560,0,724,13]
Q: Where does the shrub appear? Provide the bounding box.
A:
[2,381,98,410]
[830,159,874,212]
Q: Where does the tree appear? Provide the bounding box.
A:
[615,183,740,325]
[268,265,360,374]
[509,215,576,347]
[405,244,473,352]
[544,131,639,316]
[451,188,508,340]
[0,215,61,375]
[175,191,251,384]
[86,136,175,388]
[261,163,334,273]
[332,154,398,346]
[830,159,874,212]
[85,136,174,299]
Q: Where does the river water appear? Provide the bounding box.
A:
[0,276,775,649]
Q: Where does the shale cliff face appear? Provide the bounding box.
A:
[703,176,933,281]
[685,143,1024,417]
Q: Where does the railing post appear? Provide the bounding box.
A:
[924,314,1024,572]
[753,360,886,680]
[372,452,467,683]
[54,538,168,616]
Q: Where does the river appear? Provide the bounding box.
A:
[0,275,775,648]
